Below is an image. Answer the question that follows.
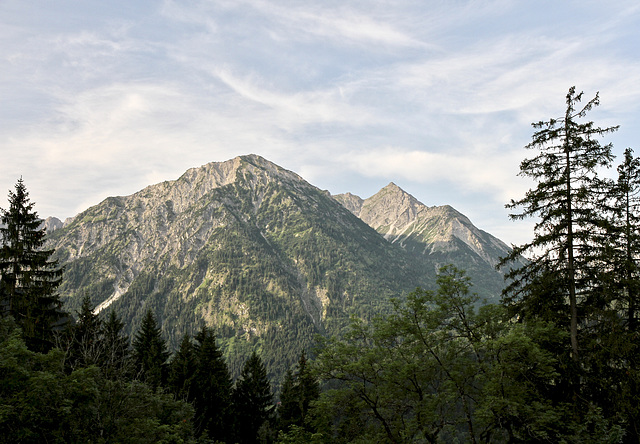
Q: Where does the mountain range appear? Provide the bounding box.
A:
[45,154,513,381]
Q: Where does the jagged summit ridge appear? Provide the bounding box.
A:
[58,154,332,314]
[334,183,510,268]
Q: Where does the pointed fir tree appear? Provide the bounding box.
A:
[132,308,169,389]
[192,326,232,441]
[499,87,618,361]
[606,147,640,331]
[66,294,103,370]
[168,333,197,402]
[101,309,131,380]
[232,350,274,444]
[0,178,65,352]
[277,351,320,434]
[277,368,299,432]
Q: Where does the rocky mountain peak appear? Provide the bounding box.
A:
[334,184,511,269]
[358,182,426,230]
[42,216,64,233]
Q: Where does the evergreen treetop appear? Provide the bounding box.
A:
[500,86,618,360]
[0,178,65,352]
[132,308,169,389]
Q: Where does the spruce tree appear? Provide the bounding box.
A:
[499,87,618,361]
[606,147,640,331]
[277,351,319,434]
[101,309,131,380]
[233,350,273,444]
[192,326,232,441]
[0,178,65,352]
[132,309,169,389]
[66,294,103,370]
[168,333,197,402]
[277,368,299,432]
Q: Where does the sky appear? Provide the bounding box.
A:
[1,0,639,247]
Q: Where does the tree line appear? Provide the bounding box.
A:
[2,86,639,442]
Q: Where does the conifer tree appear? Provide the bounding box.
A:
[168,333,197,402]
[277,351,319,434]
[500,87,618,361]
[192,326,232,441]
[233,350,273,444]
[101,309,131,380]
[277,368,299,432]
[0,178,65,352]
[66,294,103,370]
[606,147,640,331]
[132,309,169,389]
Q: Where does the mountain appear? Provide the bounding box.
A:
[46,155,510,381]
[42,216,64,233]
[47,155,425,380]
[333,183,513,296]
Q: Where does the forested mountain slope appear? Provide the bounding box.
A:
[48,155,422,378]
[334,182,513,297]
[47,155,510,379]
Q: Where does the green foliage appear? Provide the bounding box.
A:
[168,333,198,402]
[62,294,103,370]
[500,86,618,360]
[132,309,169,389]
[100,308,132,380]
[0,316,195,443]
[277,351,320,436]
[192,326,233,441]
[313,266,619,443]
[0,178,66,352]
[233,350,274,443]
[499,87,640,441]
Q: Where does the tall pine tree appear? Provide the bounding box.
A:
[499,87,618,361]
[0,178,65,352]
[132,309,169,389]
[277,351,319,434]
[101,309,131,380]
[65,294,103,370]
[168,333,197,402]
[192,326,232,441]
[233,350,273,444]
[606,147,640,330]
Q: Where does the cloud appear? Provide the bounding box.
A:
[338,146,528,201]
[163,0,427,49]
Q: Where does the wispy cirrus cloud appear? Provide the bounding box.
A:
[2,0,640,247]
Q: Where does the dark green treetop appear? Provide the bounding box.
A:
[168,333,197,402]
[0,178,65,352]
[132,308,169,389]
[192,325,233,441]
[233,350,274,443]
[500,86,618,360]
[277,350,320,435]
[101,308,132,380]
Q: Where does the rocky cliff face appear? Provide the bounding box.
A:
[334,183,514,299]
[42,217,64,233]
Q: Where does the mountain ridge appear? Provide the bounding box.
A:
[45,154,510,381]
[334,182,511,269]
